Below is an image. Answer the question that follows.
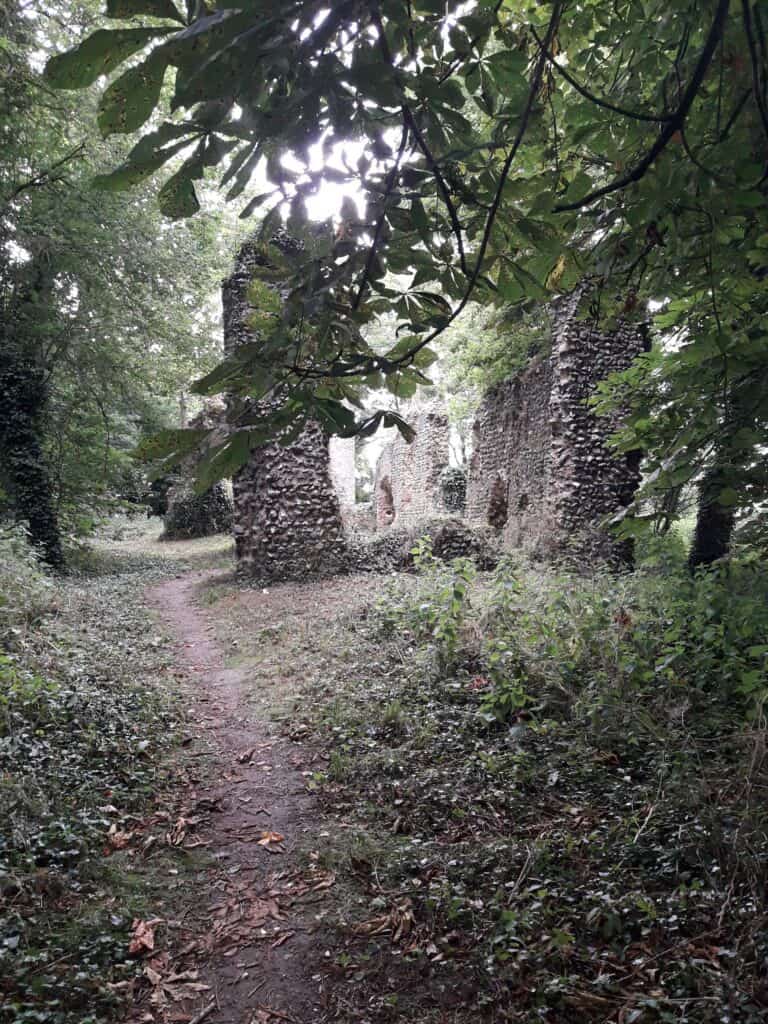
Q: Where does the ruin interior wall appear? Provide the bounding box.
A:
[467,293,647,560]
[222,236,348,581]
[466,355,555,552]
[373,407,451,529]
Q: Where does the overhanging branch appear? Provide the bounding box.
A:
[553,0,731,213]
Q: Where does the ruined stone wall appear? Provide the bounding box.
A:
[373,407,451,529]
[466,355,555,551]
[222,236,348,581]
[549,292,646,556]
[229,420,348,580]
[467,292,647,562]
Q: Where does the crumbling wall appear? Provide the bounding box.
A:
[466,355,554,551]
[467,292,646,562]
[222,236,348,581]
[229,420,349,579]
[373,407,451,529]
[549,292,646,559]
[163,480,232,540]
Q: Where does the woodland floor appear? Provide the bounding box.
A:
[4,521,766,1024]
[111,536,447,1024]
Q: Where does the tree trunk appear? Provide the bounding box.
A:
[0,351,64,569]
[688,463,735,571]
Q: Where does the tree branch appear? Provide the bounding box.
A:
[352,122,410,311]
[371,5,471,279]
[718,87,751,140]
[332,0,564,377]
[741,0,768,142]
[531,26,675,123]
[554,0,731,214]
[0,142,86,211]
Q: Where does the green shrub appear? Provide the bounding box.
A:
[401,537,476,672]
[375,545,768,727]
[478,557,768,730]
[0,523,54,644]
[0,550,181,1023]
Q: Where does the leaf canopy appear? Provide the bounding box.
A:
[44,0,768,522]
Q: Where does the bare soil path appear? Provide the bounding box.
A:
[140,569,335,1024]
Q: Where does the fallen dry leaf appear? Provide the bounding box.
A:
[145,965,211,1009]
[352,915,391,937]
[251,1005,300,1023]
[103,823,135,855]
[129,918,162,956]
[351,899,414,942]
[257,830,285,846]
[166,815,202,846]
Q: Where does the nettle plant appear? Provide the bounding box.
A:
[481,556,768,727]
[387,536,477,673]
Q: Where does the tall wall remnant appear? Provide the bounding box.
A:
[467,292,647,562]
[373,406,451,529]
[222,236,348,581]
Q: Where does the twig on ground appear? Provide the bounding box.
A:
[254,1006,300,1024]
[189,1001,216,1024]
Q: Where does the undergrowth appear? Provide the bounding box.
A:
[0,519,230,1023]
[0,524,54,644]
[299,542,768,1023]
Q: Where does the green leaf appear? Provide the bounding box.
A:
[195,431,256,492]
[159,173,200,218]
[497,265,524,302]
[191,360,243,396]
[44,28,174,89]
[132,427,208,464]
[386,372,418,398]
[97,49,169,136]
[92,137,191,190]
[239,191,277,219]
[192,349,274,399]
[157,144,204,218]
[717,487,739,507]
[313,399,358,435]
[382,411,416,443]
[412,346,439,369]
[106,0,185,23]
[383,335,425,362]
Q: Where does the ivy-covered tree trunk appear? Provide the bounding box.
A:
[688,463,735,571]
[0,351,64,569]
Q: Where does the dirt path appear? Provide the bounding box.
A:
[141,570,334,1024]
